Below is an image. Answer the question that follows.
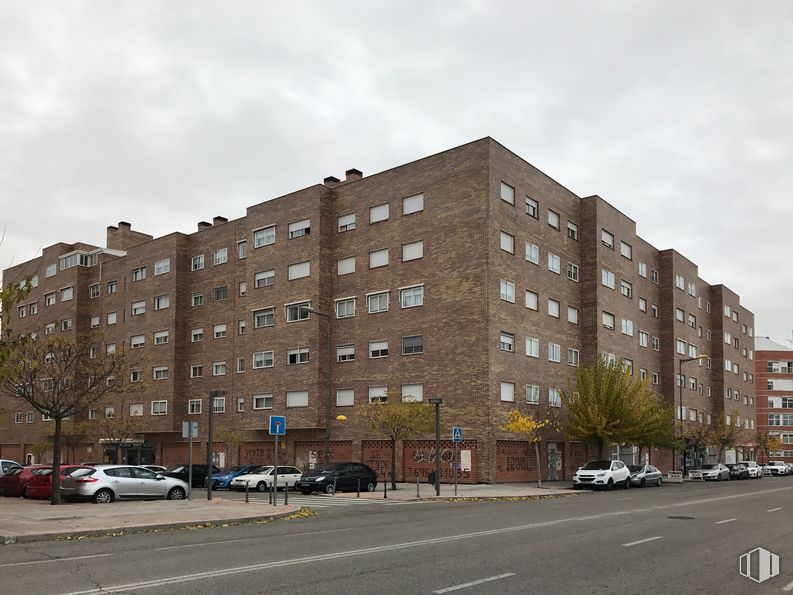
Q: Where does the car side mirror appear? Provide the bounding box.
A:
[155,474,165,480]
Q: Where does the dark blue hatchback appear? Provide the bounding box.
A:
[209,464,264,489]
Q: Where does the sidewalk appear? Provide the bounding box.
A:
[0,497,297,545]
[0,481,582,545]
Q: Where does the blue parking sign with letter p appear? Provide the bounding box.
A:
[269,415,286,436]
[452,427,462,443]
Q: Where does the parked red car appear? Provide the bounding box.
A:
[25,465,94,499]
[0,465,49,497]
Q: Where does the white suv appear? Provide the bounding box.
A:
[738,461,763,479]
[765,461,789,476]
[573,460,631,490]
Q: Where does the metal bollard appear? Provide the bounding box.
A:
[245,480,249,504]
[268,482,272,505]
[284,483,289,505]
[384,477,388,499]
[333,477,337,495]
[416,476,420,498]
[357,478,360,498]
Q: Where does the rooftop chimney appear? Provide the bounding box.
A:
[323,175,341,187]
[213,216,228,225]
[197,221,212,231]
[106,221,153,250]
[345,168,363,182]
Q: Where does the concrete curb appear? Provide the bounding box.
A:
[1,506,301,545]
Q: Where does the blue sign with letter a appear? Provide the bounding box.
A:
[269,415,286,436]
[452,427,462,443]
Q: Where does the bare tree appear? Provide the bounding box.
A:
[4,335,142,503]
[708,408,747,463]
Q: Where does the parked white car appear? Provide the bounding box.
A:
[738,461,764,479]
[764,461,790,476]
[699,463,730,481]
[229,466,303,492]
[572,460,631,490]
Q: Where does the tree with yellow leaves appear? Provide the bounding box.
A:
[501,409,555,488]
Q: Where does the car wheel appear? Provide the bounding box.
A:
[656,477,662,487]
[93,489,114,504]
[606,479,614,491]
[624,478,630,489]
[366,482,376,492]
[325,483,336,495]
[256,481,268,493]
[167,487,186,500]
[640,478,646,488]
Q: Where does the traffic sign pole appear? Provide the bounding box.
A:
[268,416,286,507]
[274,431,279,506]
[452,427,462,497]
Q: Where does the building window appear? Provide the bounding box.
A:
[500,381,515,402]
[14,412,22,424]
[192,255,205,271]
[287,347,310,365]
[567,263,579,282]
[369,340,389,358]
[638,262,647,278]
[191,328,203,342]
[29,302,38,315]
[61,319,73,331]
[547,253,561,274]
[132,267,146,282]
[652,371,660,385]
[676,274,685,290]
[652,337,660,351]
[189,399,202,414]
[288,219,311,239]
[402,384,424,402]
[337,257,355,276]
[105,406,115,418]
[286,391,309,408]
[639,298,647,312]
[154,295,170,310]
[526,337,539,358]
[401,285,424,308]
[620,280,632,298]
[152,330,168,345]
[500,231,515,254]
[237,357,245,373]
[90,315,99,328]
[525,197,538,219]
[253,225,276,248]
[621,319,634,336]
[253,351,274,368]
[44,292,55,306]
[131,335,145,348]
[253,394,274,410]
[192,293,204,307]
[403,193,424,215]
[548,342,561,363]
[338,212,356,232]
[45,263,56,277]
[651,304,659,318]
[676,308,685,322]
[255,269,275,287]
[547,299,560,318]
[131,300,146,316]
[369,386,388,404]
[601,229,614,249]
[402,240,424,262]
[213,361,226,376]
[500,331,515,352]
[336,388,355,407]
[567,221,579,240]
[369,203,390,224]
[286,302,311,322]
[288,261,311,280]
[369,249,389,269]
[602,311,615,330]
[526,384,540,405]
[547,209,560,230]
[367,292,389,313]
[106,343,117,356]
[549,388,562,407]
[60,286,74,302]
[335,297,356,318]
[620,241,632,260]
[237,397,245,412]
[602,269,615,289]
[402,335,423,355]
[238,240,247,259]
[525,242,539,264]
[337,345,355,362]
[525,290,538,310]
[639,331,649,348]
[568,306,579,324]
[213,397,226,414]
[190,365,203,378]
[153,366,169,381]
[44,323,55,335]
[500,280,515,303]
[500,181,515,205]
[154,258,171,275]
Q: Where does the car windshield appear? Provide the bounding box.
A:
[701,464,716,470]
[168,466,186,473]
[252,466,273,474]
[69,468,95,478]
[32,468,53,476]
[580,461,611,470]
[224,466,246,473]
[628,465,644,472]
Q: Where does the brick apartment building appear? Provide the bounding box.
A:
[755,337,793,464]
[0,138,757,482]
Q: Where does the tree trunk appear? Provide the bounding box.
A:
[51,417,63,505]
[534,441,543,488]
[597,439,605,460]
[390,439,397,490]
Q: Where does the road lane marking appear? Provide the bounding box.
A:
[432,573,516,593]
[783,578,793,591]
[0,554,112,568]
[154,528,356,550]
[767,507,783,512]
[622,536,663,547]
[715,519,736,524]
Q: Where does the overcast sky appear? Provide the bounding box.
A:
[1,2,791,344]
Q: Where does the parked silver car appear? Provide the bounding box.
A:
[700,463,730,481]
[628,464,663,487]
[61,465,188,503]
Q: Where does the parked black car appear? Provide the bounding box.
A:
[163,464,220,488]
[295,462,377,494]
[726,463,750,480]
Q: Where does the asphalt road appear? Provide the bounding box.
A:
[2,479,792,594]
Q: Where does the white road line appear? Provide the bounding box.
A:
[783,578,793,591]
[0,553,112,568]
[155,539,250,551]
[767,507,783,512]
[432,573,517,593]
[154,528,356,550]
[622,536,663,547]
[715,518,736,524]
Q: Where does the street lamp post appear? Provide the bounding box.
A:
[301,306,332,464]
[677,354,708,475]
[429,398,443,496]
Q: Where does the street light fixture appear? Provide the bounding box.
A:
[429,397,443,496]
[301,306,332,464]
[677,354,708,475]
